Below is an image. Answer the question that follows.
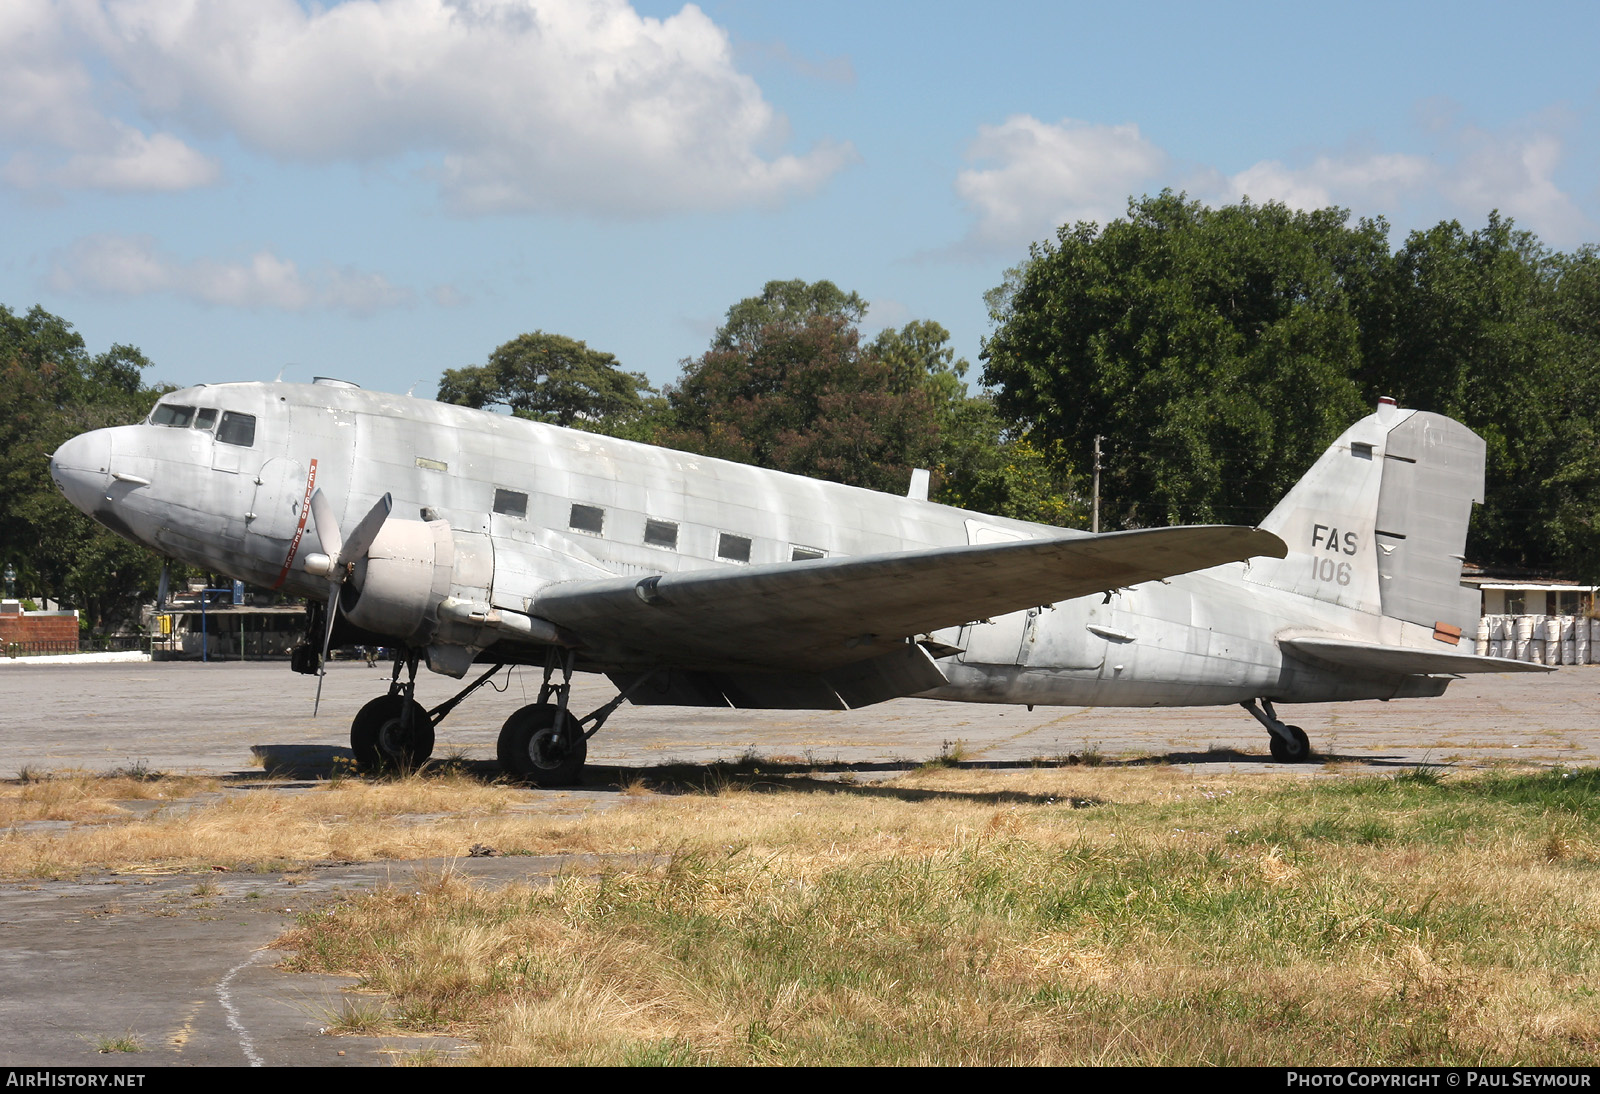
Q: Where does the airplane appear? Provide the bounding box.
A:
[47,380,1547,784]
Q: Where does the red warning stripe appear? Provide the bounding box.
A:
[271,458,319,590]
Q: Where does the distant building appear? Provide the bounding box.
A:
[1461,571,1596,617]
[1461,567,1596,665]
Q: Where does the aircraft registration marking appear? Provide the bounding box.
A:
[1309,524,1357,587]
[271,457,319,589]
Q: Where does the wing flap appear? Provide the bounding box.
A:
[534,524,1285,673]
[1280,635,1553,676]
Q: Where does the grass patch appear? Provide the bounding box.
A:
[91,1032,143,1054]
[274,764,1600,1066]
[919,739,969,770]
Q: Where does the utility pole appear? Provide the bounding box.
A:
[1091,435,1102,534]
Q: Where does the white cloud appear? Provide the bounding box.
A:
[953,109,1592,252]
[1217,127,1587,244]
[429,284,470,309]
[1224,151,1432,214]
[50,0,849,215]
[49,234,417,316]
[1439,126,1587,244]
[953,116,1168,252]
[0,0,219,192]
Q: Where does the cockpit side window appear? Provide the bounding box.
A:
[217,411,256,447]
[194,408,217,431]
[151,404,195,427]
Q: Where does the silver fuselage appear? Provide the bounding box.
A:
[51,381,1468,709]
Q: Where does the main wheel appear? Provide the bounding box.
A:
[497,704,588,787]
[350,694,434,772]
[1268,724,1311,763]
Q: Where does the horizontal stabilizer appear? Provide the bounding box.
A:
[1280,635,1553,676]
[535,524,1285,673]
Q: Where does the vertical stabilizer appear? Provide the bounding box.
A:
[1247,402,1484,636]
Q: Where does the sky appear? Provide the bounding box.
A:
[3,0,1598,397]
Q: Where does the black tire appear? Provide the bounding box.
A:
[497,704,587,787]
[350,694,434,772]
[1268,724,1311,763]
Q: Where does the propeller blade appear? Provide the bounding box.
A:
[156,562,169,610]
[314,577,341,716]
[340,493,393,568]
[305,491,391,717]
[309,490,342,564]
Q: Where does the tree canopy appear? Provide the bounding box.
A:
[656,280,1081,521]
[0,304,169,630]
[982,192,1600,577]
[437,331,654,427]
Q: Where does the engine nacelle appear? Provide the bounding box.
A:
[340,519,455,645]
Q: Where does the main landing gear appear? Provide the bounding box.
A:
[339,645,648,786]
[495,649,641,787]
[349,652,508,772]
[1241,697,1312,763]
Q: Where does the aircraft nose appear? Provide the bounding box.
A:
[50,430,112,515]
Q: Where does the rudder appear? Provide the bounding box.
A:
[1246,400,1484,638]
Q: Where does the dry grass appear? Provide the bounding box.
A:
[12,761,1600,1063]
[272,763,1600,1066]
[0,770,219,825]
[0,769,538,877]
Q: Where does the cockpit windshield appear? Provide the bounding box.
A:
[150,403,195,428]
[148,398,255,446]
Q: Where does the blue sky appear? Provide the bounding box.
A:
[3,0,1597,396]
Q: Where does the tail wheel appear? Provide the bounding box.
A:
[497,705,587,787]
[1269,724,1311,763]
[351,694,434,772]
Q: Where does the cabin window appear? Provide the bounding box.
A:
[1350,442,1373,460]
[569,504,605,535]
[644,519,679,549]
[193,408,217,431]
[151,404,195,427]
[493,489,528,519]
[216,411,256,447]
[717,532,752,563]
[791,546,825,561]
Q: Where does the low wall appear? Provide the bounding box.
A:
[0,610,81,655]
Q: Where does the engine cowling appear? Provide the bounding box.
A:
[339,518,455,645]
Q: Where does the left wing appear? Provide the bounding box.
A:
[532,524,1285,674]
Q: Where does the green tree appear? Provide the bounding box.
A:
[1542,247,1600,579]
[983,191,1387,529]
[713,279,867,351]
[660,281,1082,520]
[869,320,1081,524]
[662,308,941,495]
[438,331,654,427]
[0,304,168,631]
[1357,213,1572,571]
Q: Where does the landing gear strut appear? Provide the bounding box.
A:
[349,652,507,772]
[1242,698,1312,763]
[496,650,651,787]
